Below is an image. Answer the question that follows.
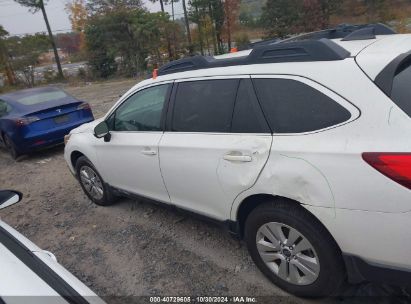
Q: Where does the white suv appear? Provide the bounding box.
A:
[64,24,411,297]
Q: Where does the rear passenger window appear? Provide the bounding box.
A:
[231,79,271,133]
[391,63,411,118]
[253,78,351,133]
[172,79,239,132]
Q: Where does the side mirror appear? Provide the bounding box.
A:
[0,190,22,210]
[94,121,110,138]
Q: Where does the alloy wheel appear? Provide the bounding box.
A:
[79,165,104,200]
[256,222,320,286]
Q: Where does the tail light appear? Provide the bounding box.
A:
[77,103,90,110]
[362,153,411,190]
[13,116,40,127]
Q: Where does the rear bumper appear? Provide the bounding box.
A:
[14,118,94,153]
[344,254,411,287]
[304,205,411,287]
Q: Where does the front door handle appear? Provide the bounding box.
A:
[141,149,157,156]
[223,153,252,162]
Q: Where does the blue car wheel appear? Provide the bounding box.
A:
[3,134,20,160]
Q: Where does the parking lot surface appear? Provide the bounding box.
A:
[0,79,409,303]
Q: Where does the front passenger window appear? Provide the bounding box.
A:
[112,84,170,132]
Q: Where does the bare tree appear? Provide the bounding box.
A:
[182,0,193,53]
[15,0,64,79]
[149,0,174,59]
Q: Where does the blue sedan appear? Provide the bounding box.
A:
[0,86,94,159]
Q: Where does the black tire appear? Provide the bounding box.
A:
[75,156,117,206]
[3,133,20,160]
[244,199,345,297]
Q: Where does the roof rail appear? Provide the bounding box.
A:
[282,23,395,43]
[238,38,281,51]
[237,23,396,52]
[342,23,396,41]
[157,39,350,76]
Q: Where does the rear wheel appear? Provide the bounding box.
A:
[3,134,20,160]
[75,156,117,206]
[244,199,345,297]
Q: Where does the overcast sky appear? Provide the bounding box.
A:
[0,0,184,36]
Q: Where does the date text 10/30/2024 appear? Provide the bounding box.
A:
[149,296,257,303]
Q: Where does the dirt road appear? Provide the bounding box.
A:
[0,79,408,303]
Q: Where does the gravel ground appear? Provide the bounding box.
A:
[0,79,409,303]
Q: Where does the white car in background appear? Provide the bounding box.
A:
[0,190,105,304]
[64,24,411,297]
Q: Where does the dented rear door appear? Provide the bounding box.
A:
[158,77,272,220]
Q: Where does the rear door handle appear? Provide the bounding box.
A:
[223,153,252,162]
[141,149,157,156]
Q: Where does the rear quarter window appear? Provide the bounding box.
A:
[391,63,411,117]
[253,78,352,133]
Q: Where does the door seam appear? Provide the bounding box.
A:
[157,132,172,203]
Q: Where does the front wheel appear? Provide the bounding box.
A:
[75,156,117,206]
[244,200,345,297]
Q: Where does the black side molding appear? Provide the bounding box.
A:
[343,254,411,287]
[0,190,22,205]
[110,185,242,239]
[0,225,90,304]
[158,39,350,76]
[374,51,411,96]
[225,220,241,239]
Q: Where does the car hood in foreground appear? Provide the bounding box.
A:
[0,219,105,303]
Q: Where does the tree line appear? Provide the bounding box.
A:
[0,0,409,87]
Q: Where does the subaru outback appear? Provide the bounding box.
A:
[64,24,411,297]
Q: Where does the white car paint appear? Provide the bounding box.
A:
[0,242,64,301]
[356,34,411,79]
[159,132,272,219]
[65,33,411,275]
[305,205,411,271]
[0,220,104,303]
[96,130,170,202]
[0,194,19,210]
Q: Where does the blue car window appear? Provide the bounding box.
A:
[16,91,67,105]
